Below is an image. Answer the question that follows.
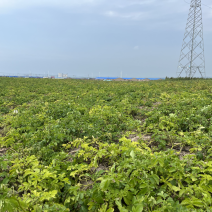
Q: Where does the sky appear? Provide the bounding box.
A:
[0,0,211,78]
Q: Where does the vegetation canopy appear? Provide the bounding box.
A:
[1,78,212,211]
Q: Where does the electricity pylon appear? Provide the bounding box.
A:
[177,0,206,78]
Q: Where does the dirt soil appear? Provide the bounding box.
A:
[0,148,7,156]
[113,78,125,81]
[130,78,139,81]
[139,102,161,111]
[127,134,151,142]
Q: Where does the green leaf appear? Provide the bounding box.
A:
[130,151,135,160]
[158,158,164,167]
[181,199,191,206]
[80,205,88,212]
[95,195,104,204]
[172,186,180,192]
[191,176,197,181]
[132,204,143,212]
[2,197,21,212]
[139,184,147,189]
[156,198,163,204]
[111,163,116,173]
[100,179,110,190]
[98,203,107,212]
[106,209,114,212]
[179,189,186,197]
[94,156,98,168]
[169,167,176,173]
[151,174,159,185]
[115,200,128,212]
[192,199,204,208]
[138,187,149,195]
[123,191,133,206]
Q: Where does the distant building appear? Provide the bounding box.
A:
[58,73,68,78]
[63,74,68,78]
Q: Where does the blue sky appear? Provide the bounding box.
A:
[0,0,211,78]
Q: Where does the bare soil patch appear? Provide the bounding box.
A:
[67,147,81,162]
[139,102,161,112]
[91,164,109,173]
[153,102,161,106]
[0,126,9,137]
[81,180,94,190]
[69,147,81,156]
[178,151,195,161]
[0,148,7,156]
[113,78,125,81]
[127,134,151,142]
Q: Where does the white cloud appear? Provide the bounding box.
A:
[134,46,139,50]
[117,0,156,8]
[105,10,148,20]
[0,0,211,29]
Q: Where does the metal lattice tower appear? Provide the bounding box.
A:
[177,0,206,78]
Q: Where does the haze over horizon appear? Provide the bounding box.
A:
[0,0,212,78]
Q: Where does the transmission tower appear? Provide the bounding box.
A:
[177,0,206,78]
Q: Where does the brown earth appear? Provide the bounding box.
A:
[140,78,150,81]
[0,148,7,156]
[113,78,125,81]
[129,78,139,82]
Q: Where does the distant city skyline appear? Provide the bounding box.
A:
[0,71,164,78]
[0,0,212,78]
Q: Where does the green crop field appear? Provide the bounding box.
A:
[1,77,212,211]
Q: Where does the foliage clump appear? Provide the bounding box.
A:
[1,78,212,211]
